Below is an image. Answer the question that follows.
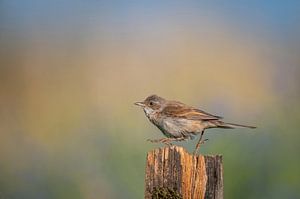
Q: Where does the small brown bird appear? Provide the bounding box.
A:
[135,95,256,155]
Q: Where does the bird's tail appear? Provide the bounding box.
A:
[214,121,256,129]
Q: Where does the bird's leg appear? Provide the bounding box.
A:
[147,137,187,146]
[146,138,166,143]
[147,138,173,146]
[161,137,187,146]
[193,131,208,156]
[160,138,173,146]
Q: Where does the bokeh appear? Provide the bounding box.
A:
[1,1,300,199]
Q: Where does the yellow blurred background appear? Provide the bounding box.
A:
[1,1,300,198]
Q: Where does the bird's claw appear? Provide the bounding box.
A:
[200,138,209,144]
[162,141,173,147]
[146,139,157,143]
[146,138,173,146]
[193,139,209,156]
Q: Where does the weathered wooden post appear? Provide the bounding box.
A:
[145,146,223,199]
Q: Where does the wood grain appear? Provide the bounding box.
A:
[145,146,223,199]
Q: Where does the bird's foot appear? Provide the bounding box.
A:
[200,138,209,145]
[161,138,173,146]
[147,138,159,143]
[193,139,209,156]
[146,138,173,146]
[147,138,165,143]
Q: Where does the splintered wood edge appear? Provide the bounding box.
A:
[145,146,222,199]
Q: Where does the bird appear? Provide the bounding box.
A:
[134,94,256,155]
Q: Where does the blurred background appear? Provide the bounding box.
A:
[1,1,300,198]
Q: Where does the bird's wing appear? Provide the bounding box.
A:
[162,102,222,121]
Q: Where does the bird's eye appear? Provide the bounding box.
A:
[149,102,153,106]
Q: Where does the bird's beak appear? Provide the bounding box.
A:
[134,102,145,107]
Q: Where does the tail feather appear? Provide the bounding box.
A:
[216,121,256,129]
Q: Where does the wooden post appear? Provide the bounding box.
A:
[145,146,223,199]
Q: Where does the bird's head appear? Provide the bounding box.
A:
[134,94,166,116]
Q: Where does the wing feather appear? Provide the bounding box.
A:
[162,101,222,120]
